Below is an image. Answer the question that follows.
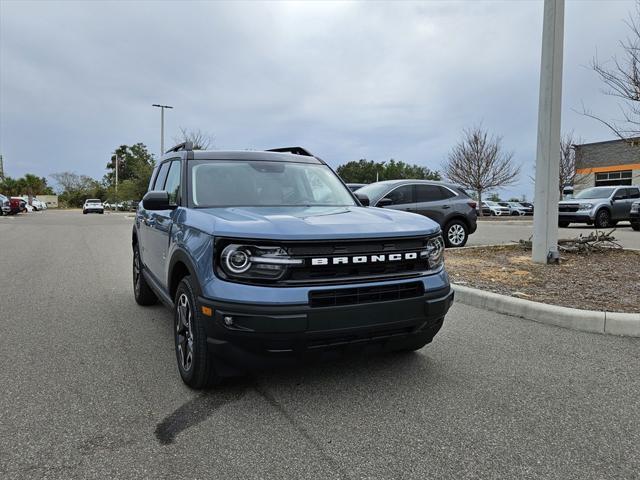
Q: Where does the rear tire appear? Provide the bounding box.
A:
[133,243,158,306]
[632,221,640,231]
[558,221,569,228]
[174,276,220,389]
[444,220,468,248]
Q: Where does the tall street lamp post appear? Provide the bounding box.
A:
[113,152,119,212]
[532,0,565,264]
[152,104,173,158]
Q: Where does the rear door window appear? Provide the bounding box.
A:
[416,185,445,202]
[438,186,456,199]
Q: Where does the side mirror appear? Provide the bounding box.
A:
[354,192,370,206]
[142,191,176,211]
[377,197,393,208]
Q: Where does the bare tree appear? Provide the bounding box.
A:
[443,125,520,215]
[559,131,582,196]
[583,2,640,140]
[173,127,214,150]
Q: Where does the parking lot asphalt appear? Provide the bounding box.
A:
[469,218,640,249]
[1,210,639,479]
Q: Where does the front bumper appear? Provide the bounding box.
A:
[197,286,453,370]
[558,212,594,223]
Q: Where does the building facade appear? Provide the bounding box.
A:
[574,138,640,192]
[35,195,59,208]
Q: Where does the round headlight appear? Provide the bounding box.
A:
[424,236,445,269]
[221,245,251,274]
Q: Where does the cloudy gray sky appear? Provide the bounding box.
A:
[0,0,636,199]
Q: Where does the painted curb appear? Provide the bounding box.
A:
[452,284,640,337]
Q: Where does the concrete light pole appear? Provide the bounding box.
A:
[152,104,173,158]
[532,0,565,264]
[114,153,119,212]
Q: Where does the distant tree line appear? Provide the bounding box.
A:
[337,159,441,183]
[49,142,156,208]
[0,174,55,197]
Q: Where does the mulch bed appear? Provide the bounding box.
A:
[445,244,640,314]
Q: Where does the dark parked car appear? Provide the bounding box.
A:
[630,200,639,231]
[346,183,367,192]
[355,180,477,247]
[133,143,453,388]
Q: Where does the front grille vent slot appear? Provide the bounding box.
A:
[309,282,424,308]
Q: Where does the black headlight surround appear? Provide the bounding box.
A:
[423,234,445,271]
[215,240,302,283]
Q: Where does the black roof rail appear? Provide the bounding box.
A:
[266,146,314,157]
[165,141,194,154]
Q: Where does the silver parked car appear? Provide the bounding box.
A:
[558,186,640,228]
[499,201,528,216]
[355,180,478,247]
[0,194,11,215]
[482,201,510,216]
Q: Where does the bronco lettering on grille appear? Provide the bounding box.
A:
[311,252,419,266]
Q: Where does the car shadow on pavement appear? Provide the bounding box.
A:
[154,350,434,446]
[154,378,251,445]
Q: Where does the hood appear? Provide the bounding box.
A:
[188,206,440,240]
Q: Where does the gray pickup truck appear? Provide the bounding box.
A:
[558,186,640,228]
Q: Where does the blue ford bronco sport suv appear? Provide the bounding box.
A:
[133,143,454,388]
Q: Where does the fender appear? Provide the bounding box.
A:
[168,247,204,297]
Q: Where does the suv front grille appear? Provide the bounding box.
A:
[309,282,424,308]
[216,235,437,286]
[284,237,431,285]
[559,204,579,213]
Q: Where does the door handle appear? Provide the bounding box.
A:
[442,205,450,209]
[143,218,156,227]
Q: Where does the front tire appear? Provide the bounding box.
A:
[444,220,468,248]
[174,276,219,389]
[133,244,157,306]
[632,221,640,231]
[595,209,612,229]
[558,221,570,228]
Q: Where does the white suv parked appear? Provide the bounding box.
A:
[83,199,104,214]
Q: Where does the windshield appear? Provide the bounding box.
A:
[574,187,615,199]
[355,182,396,203]
[190,160,357,207]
